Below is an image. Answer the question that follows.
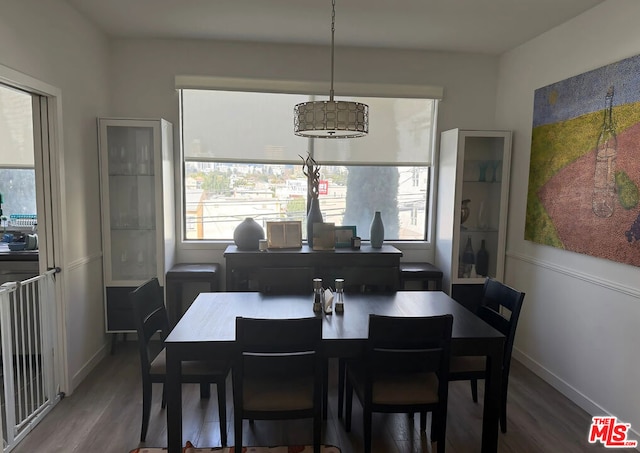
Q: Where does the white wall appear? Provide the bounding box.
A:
[108,38,500,266]
[0,0,110,392]
[496,0,640,438]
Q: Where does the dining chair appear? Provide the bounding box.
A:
[255,280,330,421]
[233,316,323,453]
[448,277,525,433]
[344,314,454,453]
[130,277,231,444]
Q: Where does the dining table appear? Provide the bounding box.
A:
[165,290,505,453]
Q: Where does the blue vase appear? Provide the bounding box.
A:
[233,217,264,250]
[307,198,323,248]
[370,211,384,248]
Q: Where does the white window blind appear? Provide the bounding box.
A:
[178,77,441,166]
[0,84,34,168]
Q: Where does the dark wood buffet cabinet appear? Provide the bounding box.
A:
[223,244,402,293]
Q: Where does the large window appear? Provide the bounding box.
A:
[180,87,438,242]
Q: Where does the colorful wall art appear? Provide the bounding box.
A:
[526,54,640,267]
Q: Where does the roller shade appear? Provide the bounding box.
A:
[0,84,34,168]
[179,77,440,167]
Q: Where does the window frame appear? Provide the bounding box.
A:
[175,76,441,249]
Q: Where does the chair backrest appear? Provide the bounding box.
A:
[477,278,525,372]
[235,316,322,382]
[257,267,314,294]
[366,314,453,380]
[130,277,170,375]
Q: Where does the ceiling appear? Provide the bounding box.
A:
[65,0,604,55]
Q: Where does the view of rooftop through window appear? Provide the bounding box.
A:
[180,89,436,241]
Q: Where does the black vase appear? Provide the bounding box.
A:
[476,239,489,277]
[233,217,264,250]
[307,198,323,248]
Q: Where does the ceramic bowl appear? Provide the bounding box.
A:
[8,242,26,251]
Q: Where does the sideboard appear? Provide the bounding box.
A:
[223,244,403,293]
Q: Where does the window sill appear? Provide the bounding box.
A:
[178,239,432,251]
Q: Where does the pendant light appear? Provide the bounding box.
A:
[293,0,369,138]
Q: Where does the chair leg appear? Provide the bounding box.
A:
[200,382,211,399]
[337,359,345,419]
[141,380,152,442]
[217,380,227,446]
[161,383,166,409]
[323,360,329,420]
[363,406,372,453]
[345,380,353,432]
[314,409,321,453]
[436,408,447,453]
[234,412,243,452]
[420,411,427,431]
[500,376,509,433]
[470,379,478,403]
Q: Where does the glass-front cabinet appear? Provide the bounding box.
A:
[98,118,175,333]
[435,129,512,306]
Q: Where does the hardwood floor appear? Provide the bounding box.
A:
[12,341,607,453]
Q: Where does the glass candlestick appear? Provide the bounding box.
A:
[334,278,344,313]
[313,278,323,312]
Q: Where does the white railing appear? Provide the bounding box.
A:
[0,270,59,452]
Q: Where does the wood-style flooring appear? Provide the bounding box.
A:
[11,341,607,453]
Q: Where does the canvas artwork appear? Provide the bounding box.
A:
[526,54,640,267]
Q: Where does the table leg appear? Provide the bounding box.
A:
[481,342,503,453]
[167,347,182,453]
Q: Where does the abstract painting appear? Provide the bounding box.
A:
[526,54,640,267]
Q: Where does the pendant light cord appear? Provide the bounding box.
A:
[329,0,336,101]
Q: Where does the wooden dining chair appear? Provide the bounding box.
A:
[233,316,323,453]
[448,277,525,433]
[130,277,231,444]
[344,314,454,453]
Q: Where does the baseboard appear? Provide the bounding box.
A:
[69,341,109,393]
[514,348,640,450]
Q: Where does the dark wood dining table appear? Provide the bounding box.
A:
[165,291,505,453]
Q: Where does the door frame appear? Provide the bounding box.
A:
[0,64,69,393]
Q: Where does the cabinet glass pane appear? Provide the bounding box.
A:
[106,126,155,176]
[457,136,505,280]
[110,229,157,281]
[108,175,156,230]
[105,125,157,282]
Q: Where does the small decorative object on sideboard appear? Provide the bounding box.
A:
[233,217,265,250]
[307,198,323,248]
[312,222,335,251]
[266,221,302,249]
[370,211,385,248]
[301,153,323,248]
[334,225,357,248]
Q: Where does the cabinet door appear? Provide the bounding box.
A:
[100,121,159,286]
[453,132,511,284]
[99,118,174,333]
